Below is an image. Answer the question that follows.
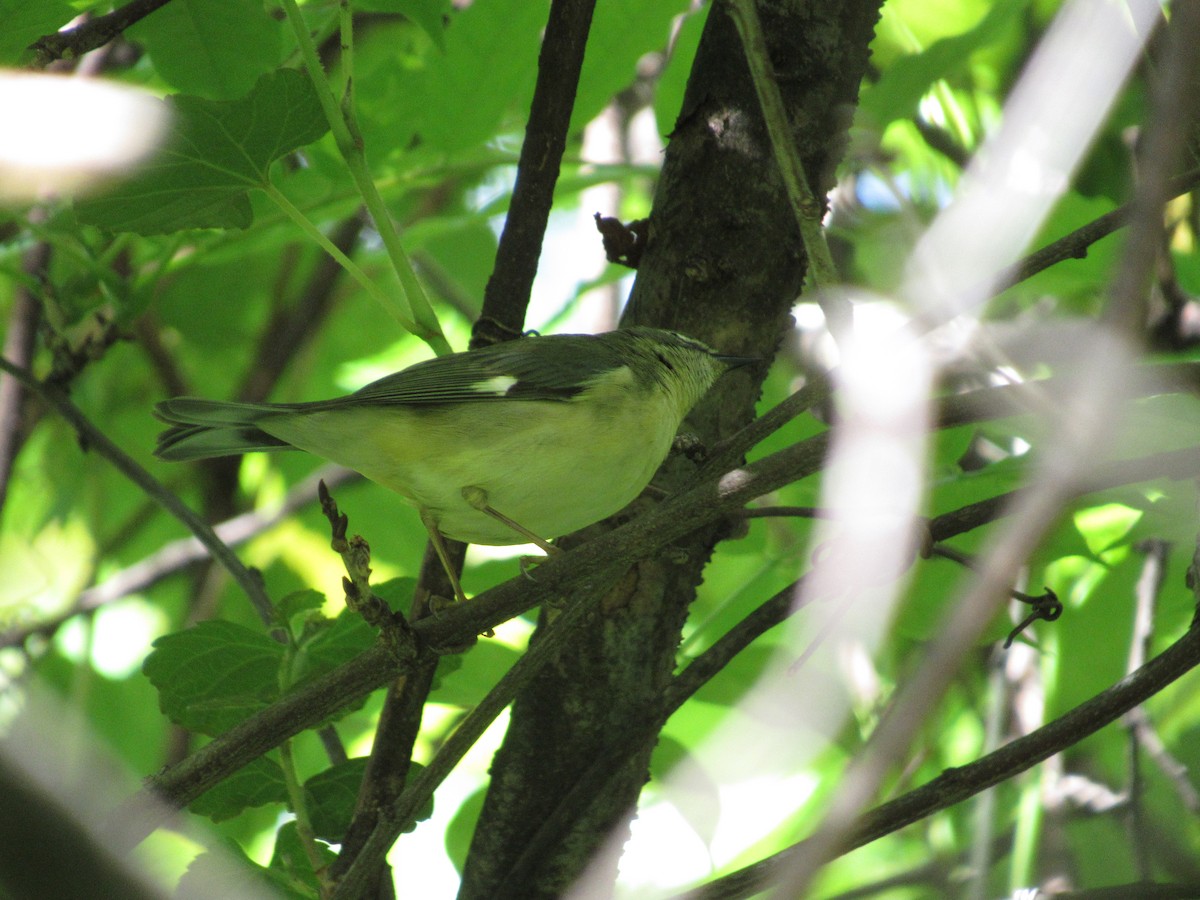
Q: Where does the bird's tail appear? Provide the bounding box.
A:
[154,398,296,462]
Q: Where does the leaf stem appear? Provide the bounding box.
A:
[262,183,420,335]
[279,737,329,889]
[726,0,849,334]
[279,0,451,355]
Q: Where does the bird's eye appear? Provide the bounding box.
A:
[655,351,676,372]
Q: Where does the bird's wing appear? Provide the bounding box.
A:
[339,335,628,406]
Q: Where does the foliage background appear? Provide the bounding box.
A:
[2,0,1200,898]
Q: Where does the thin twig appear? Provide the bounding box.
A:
[678,617,1200,900]
[725,0,849,334]
[277,0,449,353]
[0,355,275,624]
[29,0,174,67]
[669,443,1200,737]
[0,466,359,650]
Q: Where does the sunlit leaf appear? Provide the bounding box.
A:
[177,840,308,900]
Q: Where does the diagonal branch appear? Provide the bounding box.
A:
[0,355,275,625]
[680,615,1200,900]
[30,0,175,67]
[994,167,1200,295]
[0,466,359,650]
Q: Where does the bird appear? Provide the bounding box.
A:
[154,326,750,605]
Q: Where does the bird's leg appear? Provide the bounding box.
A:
[419,508,469,606]
[460,486,561,556]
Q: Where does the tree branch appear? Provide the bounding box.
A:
[994,167,1200,294]
[472,0,598,346]
[30,0,175,67]
[329,567,626,900]
[680,616,1200,900]
[0,466,359,650]
[113,366,1200,844]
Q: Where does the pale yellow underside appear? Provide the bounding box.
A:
[259,371,686,545]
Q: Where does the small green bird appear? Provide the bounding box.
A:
[155,327,748,604]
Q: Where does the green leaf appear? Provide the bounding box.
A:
[572,0,692,129]
[303,757,369,843]
[373,576,417,611]
[76,69,329,234]
[302,760,433,839]
[143,619,283,734]
[127,0,283,99]
[270,820,337,894]
[688,644,775,707]
[654,4,706,137]
[0,0,74,66]
[277,589,328,631]
[368,0,544,155]
[860,0,1027,128]
[1074,503,1143,557]
[286,610,377,690]
[188,756,289,822]
[445,787,485,874]
[429,641,521,708]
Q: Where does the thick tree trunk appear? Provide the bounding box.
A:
[458,3,882,897]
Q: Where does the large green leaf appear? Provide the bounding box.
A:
[143,619,284,735]
[572,0,692,129]
[76,69,328,233]
[270,821,338,895]
[127,0,283,99]
[358,0,544,157]
[177,839,307,900]
[285,610,378,690]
